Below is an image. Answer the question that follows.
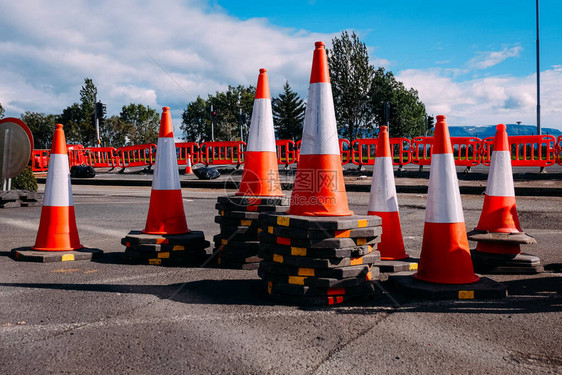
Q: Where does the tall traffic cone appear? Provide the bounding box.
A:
[287,41,353,216]
[33,124,83,251]
[185,153,193,175]
[414,115,479,284]
[367,126,408,260]
[467,124,540,273]
[236,68,283,197]
[469,124,535,254]
[143,107,189,235]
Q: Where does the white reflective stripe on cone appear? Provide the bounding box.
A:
[368,156,399,213]
[300,82,340,156]
[43,154,73,207]
[153,137,181,190]
[486,151,515,197]
[425,153,464,223]
[246,99,276,152]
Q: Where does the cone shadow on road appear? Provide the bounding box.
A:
[0,276,559,312]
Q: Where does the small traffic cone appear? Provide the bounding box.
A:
[33,124,83,251]
[287,41,353,216]
[414,115,479,284]
[367,126,409,260]
[143,107,189,235]
[236,68,283,197]
[470,124,535,254]
[185,153,193,175]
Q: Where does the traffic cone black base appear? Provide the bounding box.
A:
[213,194,289,269]
[258,212,383,306]
[470,250,543,274]
[390,273,507,300]
[11,247,103,263]
[373,257,419,273]
[121,230,210,266]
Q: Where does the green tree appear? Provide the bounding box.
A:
[272,81,305,141]
[327,31,427,139]
[120,104,159,145]
[181,96,209,142]
[0,102,5,119]
[370,68,426,138]
[20,111,57,149]
[100,115,133,147]
[57,78,98,145]
[181,85,255,142]
[327,31,375,140]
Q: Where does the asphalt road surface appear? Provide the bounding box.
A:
[1,185,561,374]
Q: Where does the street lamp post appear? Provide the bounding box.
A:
[536,0,541,135]
[516,121,521,136]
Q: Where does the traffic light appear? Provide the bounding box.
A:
[95,101,107,117]
[427,115,435,131]
[210,105,216,121]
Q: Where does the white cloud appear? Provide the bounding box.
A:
[398,65,562,130]
[467,46,523,70]
[0,0,333,135]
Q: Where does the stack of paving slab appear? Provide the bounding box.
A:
[0,190,41,208]
[121,230,210,266]
[213,195,288,269]
[257,213,383,306]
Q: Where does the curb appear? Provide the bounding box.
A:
[35,177,562,197]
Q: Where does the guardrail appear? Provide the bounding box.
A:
[481,134,557,167]
[116,144,157,169]
[30,134,562,173]
[85,147,119,168]
[176,142,201,165]
[276,140,297,168]
[200,141,246,166]
[556,135,562,165]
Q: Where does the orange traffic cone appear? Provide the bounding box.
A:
[287,41,353,216]
[470,124,535,254]
[33,124,83,251]
[143,107,189,235]
[414,115,479,284]
[236,68,283,197]
[367,126,408,260]
[185,153,193,175]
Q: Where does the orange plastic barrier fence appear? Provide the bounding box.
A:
[176,142,201,165]
[294,139,350,164]
[411,137,482,167]
[67,144,88,167]
[350,138,411,167]
[339,139,351,164]
[481,134,557,167]
[276,140,297,167]
[200,141,246,166]
[31,149,50,172]
[556,135,562,165]
[116,143,157,168]
[85,147,119,168]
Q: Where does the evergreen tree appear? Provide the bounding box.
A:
[327,31,375,140]
[0,102,5,119]
[272,81,305,141]
[57,78,98,145]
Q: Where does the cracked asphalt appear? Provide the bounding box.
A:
[1,185,561,374]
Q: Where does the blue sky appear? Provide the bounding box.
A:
[1,0,561,135]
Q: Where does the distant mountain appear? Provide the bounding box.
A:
[449,124,561,138]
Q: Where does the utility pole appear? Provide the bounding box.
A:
[536,0,541,135]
